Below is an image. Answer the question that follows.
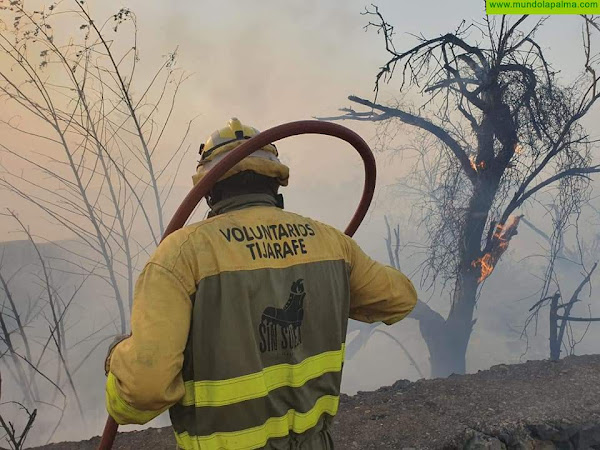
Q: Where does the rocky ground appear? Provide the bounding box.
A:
[27,354,600,449]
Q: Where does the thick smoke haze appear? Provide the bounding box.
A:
[0,0,599,447]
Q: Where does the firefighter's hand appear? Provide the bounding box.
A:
[104,334,130,376]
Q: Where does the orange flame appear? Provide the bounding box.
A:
[469,155,486,172]
[493,223,510,249]
[471,216,521,283]
[473,253,494,282]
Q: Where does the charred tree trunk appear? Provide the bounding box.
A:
[549,292,561,361]
[422,325,471,377]
[408,298,474,377]
[414,271,479,377]
[412,157,508,377]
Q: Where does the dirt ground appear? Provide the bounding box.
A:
[28,354,600,449]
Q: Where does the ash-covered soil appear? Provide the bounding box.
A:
[29,354,600,449]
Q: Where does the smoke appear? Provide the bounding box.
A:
[0,0,599,446]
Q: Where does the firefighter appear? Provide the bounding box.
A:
[105,118,418,449]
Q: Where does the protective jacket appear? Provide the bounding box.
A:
[106,193,417,449]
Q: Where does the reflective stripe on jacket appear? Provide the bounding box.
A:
[106,193,417,449]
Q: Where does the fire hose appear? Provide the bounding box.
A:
[97,120,377,450]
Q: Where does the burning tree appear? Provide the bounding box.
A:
[323,11,600,376]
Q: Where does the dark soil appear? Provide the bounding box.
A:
[29,354,600,449]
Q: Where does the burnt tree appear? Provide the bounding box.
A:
[523,203,600,360]
[322,11,600,376]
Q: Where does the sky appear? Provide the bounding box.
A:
[1,0,596,237]
[1,0,599,445]
[1,0,596,236]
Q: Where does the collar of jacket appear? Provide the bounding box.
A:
[208,193,281,218]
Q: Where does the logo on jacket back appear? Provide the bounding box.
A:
[259,279,305,354]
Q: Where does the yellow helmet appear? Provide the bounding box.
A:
[192,118,289,187]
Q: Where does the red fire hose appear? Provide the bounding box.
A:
[97,120,376,450]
